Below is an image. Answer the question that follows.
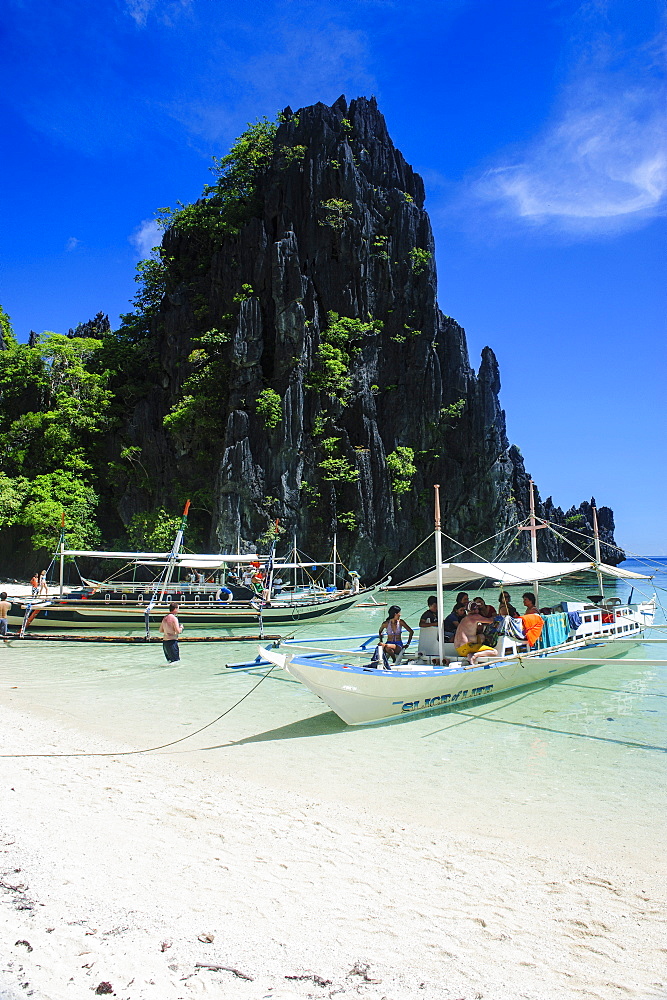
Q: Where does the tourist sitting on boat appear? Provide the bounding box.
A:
[378,605,414,662]
[498,590,520,618]
[215,585,233,603]
[242,569,253,588]
[453,604,499,664]
[419,596,439,628]
[522,592,538,613]
[443,603,467,641]
[473,596,497,617]
[454,592,469,612]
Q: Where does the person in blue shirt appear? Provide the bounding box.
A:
[443,603,467,641]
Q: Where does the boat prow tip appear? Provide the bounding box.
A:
[258,645,293,670]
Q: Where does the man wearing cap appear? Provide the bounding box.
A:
[453,603,498,663]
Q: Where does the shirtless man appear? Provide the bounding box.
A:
[159,602,183,663]
[453,604,499,665]
[0,592,11,644]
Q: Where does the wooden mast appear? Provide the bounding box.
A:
[592,505,605,600]
[434,485,445,665]
[528,479,539,604]
[59,512,65,598]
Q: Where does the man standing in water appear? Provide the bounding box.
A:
[160,602,183,663]
[0,592,11,645]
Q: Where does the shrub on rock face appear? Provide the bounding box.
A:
[386,447,417,495]
[306,312,382,401]
[256,389,282,429]
[408,247,431,274]
[319,199,353,231]
[318,458,359,484]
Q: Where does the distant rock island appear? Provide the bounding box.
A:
[0,97,621,579]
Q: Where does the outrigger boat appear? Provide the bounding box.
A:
[76,531,358,603]
[8,589,371,633]
[260,485,656,725]
[9,505,376,633]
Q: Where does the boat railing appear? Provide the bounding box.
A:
[535,603,647,651]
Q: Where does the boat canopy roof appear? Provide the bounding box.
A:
[133,559,336,570]
[65,550,339,571]
[392,561,651,589]
[134,555,261,568]
[65,550,260,565]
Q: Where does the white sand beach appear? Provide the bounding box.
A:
[1,681,665,1000]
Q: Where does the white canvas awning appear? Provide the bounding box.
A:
[392,561,650,590]
[65,550,172,560]
[591,563,652,580]
[134,555,261,568]
[65,550,337,570]
[65,551,261,565]
[134,559,335,570]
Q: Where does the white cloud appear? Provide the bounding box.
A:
[65,236,80,251]
[172,21,375,145]
[130,219,162,258]
[124,0,192,28]
[232,24,374,107]
[474,33,667,234]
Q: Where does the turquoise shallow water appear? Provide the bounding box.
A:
[1,560,665,870]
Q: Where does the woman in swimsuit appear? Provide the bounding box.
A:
[378,605,414,662]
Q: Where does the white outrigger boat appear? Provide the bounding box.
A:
[260,485,656,725]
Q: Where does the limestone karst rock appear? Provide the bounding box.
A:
[111,96,621,577]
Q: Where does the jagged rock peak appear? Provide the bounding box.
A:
[108,95,623,577]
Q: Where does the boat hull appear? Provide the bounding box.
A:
[8,590,366,632]
[260,599,656,725]
[277,636,641,725]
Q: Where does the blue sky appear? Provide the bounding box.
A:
[1,0,665,552]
